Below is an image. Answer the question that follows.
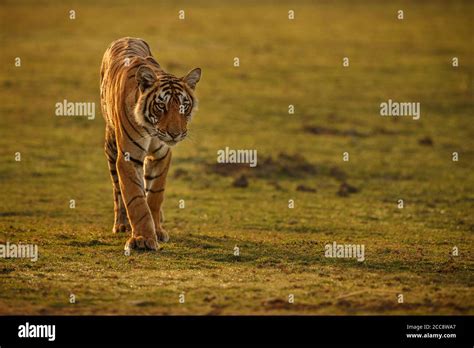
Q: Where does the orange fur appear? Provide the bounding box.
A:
[100,37,201,250]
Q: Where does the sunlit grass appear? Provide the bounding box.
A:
[0,0,472,314]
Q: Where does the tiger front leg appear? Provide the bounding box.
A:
[116,153,159,251]
[145,149,172,242]
[112,187,131,233]
[104,129,130,234]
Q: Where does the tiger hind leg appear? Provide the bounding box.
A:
[104,129,130,233]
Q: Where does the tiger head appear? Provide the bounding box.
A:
[134,65,201,146]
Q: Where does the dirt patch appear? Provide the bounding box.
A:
[262,153,317,178]
[173,168,189,179]
[130,300,158,307]
[207,152,317,180]
[304,125,368,137]
[261,298,332,311]
[210,163,249,177]
[296,184,316,193]
[329,166,347,181]
[418,136,434,146]
[207,153,355,192]
[0,266,15,274]
[232,175,249,188]
[68,239,110,247]
[0,211,34,217]
[372,127,411,136]
[337,182,359,197]
[268,181,284,190]
[305,125,412,138]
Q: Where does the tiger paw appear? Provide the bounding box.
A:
[156,227,169,243]
[113,223,131,233]
[125,235,159,251]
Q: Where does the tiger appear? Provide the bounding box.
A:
[100,37,201,251]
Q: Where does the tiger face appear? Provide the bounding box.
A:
[134,65,201,146]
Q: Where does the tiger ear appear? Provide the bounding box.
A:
[182,68,201,90]
[136,65,157,92]
[145,56,160,68]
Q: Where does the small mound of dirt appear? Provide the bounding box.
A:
[68,239,110,247]
[260,153,317,178]
[173,168,190,179]
[269,181,284,190]
[418,136,434,146]
[209,162,250,177]
[337,182,359,197]
[329,166,347,181]
[207,152,317,180]
[262,298,290,309]
[232,175,249,188]
[304,125,367,138]
[296,184,316,193]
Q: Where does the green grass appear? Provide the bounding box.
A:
[0,0,473,315]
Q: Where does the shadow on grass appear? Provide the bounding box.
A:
[157,233,471,283]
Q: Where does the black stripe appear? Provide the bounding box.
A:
[105,142,116,152]
[143,125,154,136]
[106,137,116,150]
[124,111,144,137]
[152,144,164,154]
[146,188,164,194]
[126,195,143,207]
[128,156,143,166]
[136,211,148,225]
[144,171,164,181]
[142,87,158,119]
[129,176,144,190]
[143,115,154,126]
[121,150,144,166]
[188,94,195,107]
[144,101,157,125]
[153,149,170,162]
[105,139,117,161]
[122,125,146,152]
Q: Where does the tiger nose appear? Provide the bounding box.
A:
[168,131,180,139]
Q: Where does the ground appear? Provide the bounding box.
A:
[0,0,472,315]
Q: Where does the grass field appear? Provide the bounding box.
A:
[0,0,473,315]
